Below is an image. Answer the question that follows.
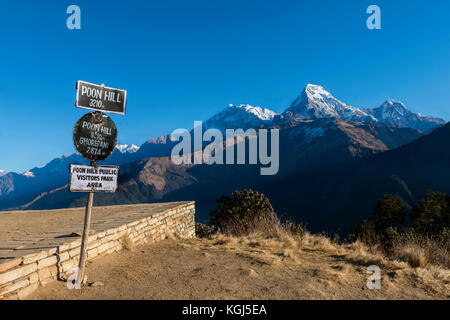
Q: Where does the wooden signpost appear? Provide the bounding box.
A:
[70,81,126,286]
[69,164,119,193]
[76,80,127,115]
[72,112,118,162]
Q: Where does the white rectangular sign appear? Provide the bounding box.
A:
[69,164,119,193]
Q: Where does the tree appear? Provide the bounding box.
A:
[348,219,377,244]
[372,194,406,233]
[411,190,450,236]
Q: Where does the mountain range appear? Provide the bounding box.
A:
[1,84,447,233]
[273,84,445,131]
[204,104,277,132]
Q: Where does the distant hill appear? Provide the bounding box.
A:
[262,121,450,233]
[15,118,426,234]
[1,83,446,234]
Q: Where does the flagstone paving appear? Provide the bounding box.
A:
[0,202,191,262]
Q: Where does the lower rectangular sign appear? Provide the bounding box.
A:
[69,164,119,192]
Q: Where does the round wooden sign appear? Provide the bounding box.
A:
[73,112,118,162]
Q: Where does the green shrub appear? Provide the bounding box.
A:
[348,219,378,245]
[381,226,401,249]
[195,223,217,238]
[349,191,450,268]
[209,189,277,236]
[349,194,406,247]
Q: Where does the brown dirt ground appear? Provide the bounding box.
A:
[29,235,449,300]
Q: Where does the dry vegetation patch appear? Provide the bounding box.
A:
[28,231,449,300]
[190,229,449,299]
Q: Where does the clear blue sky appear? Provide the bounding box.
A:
[0,0,449,173]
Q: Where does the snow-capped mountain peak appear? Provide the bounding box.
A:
[204,104,277,131]
[304,84,334,99]
[274,84,445,132]
[116,144,140,154]
[228,104,277,121]
[379,99,408,118]
[365,99,446,132]
[0,170,6,177]
[286,84,377,123]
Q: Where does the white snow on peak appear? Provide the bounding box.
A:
[381,99,407,112]
[281,83,444,132]
[228,104,277,121]
[382,99,408,110]
[379,99,409,120]
[0,170,6,177]
[289,84,377,123]
[364,98,445,131]
[204,103,277,131]
[22,171,35,178]
[304,84,334,99]
[116,144,140,153]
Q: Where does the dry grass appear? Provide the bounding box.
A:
[120,234,134,251]
[195,212,448,298]
[343,240,399,269]
[301,232,339,254]
[392,242,427,268]
[389,233,449,269]
[199,231,448,297]
[194,230,303,267]
[219,211,284,237]
[210,210,448,271]
[226,226,445,284]
[30,226,449,300]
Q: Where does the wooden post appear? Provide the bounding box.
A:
[77,160,96,286]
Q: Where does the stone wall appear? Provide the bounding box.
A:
[0,201,195,299]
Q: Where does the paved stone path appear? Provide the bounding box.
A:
[0,202,191,263]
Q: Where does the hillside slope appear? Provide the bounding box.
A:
[14,120,423,221]
[29,235,449,300]
[267,121,450,232]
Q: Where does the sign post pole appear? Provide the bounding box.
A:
[77,161,96,285]
[71,80,126,287]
